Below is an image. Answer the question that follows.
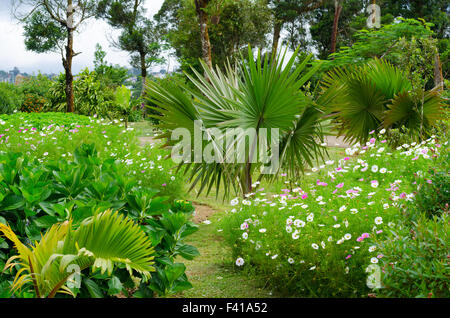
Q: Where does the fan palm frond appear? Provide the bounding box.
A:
[0,210,155,298]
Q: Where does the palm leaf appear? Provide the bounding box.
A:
[384,89,444,132]
[0,210,155,298]
[145,46,323,197]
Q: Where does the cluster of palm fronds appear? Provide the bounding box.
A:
[319,59,444,144]
[0,210,155,298]
[146,47,327,197]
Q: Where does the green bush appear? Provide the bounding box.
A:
[0,143,198,298]
[0,83,23,114]
[18,73,52,98]
[412,170,449,219]
[47,69,115,116]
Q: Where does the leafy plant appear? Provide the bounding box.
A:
[147,46,326,197]
[0,139,196,298]
[372,213,449,298]
[113,85,134,129]
[21,93,47,113]
[0,209,155,298]
[411,170,449,219]
[320,59,445,144]
[46,70,114,117]
[0,83,23,114]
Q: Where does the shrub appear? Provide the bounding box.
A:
[46,69,115,116]
[412,170,449,219]
[220,131,447,297]
[20,93,47,113]
[0,83,23,114]
[18,73,52,98]
[371,213,449,298]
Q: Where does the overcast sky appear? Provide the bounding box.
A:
[0,0,167,74]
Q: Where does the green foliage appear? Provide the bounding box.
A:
[409,144,449,219]
[392,36,439,90]
[94,43,130,88]
[378,0,449,40]
[23,9,66,54]
[372,213,449,298]
[156,0,272,72]
[97,0,165,80]
[0,142,197,298]
[413,171,449,218]
[320,59,445,144]
[21,93,47,113]
[0,209,155,298]
[47,69,115,117]
[144,72,192,124]
[18,73,53,98]
[0,83,23,114]
[320,18,436,72]
[220,132,447,297]
[0,112,184,199]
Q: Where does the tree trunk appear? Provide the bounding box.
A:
[434,49,444,92]
[195,0,213,69]
[330,0,343,55]
[271,21,283,59]
[140,51,147,97]
[241,164,253,197]
[65,27,74,113]
[140,51,147,118]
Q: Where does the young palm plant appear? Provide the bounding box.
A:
[0,210,155,298]
[319,59,444,144]
[114,85,134,129]
[146,47,326,198]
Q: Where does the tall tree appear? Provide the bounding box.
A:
[155,0,272,72]
[268,0,324,57]
[14,0,98,113]
[96,0,165,96]
[309,0,365,59]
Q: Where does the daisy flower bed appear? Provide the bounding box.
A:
[0,112,183,198]
[220,132,449,297]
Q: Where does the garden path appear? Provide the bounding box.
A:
[138,136,278,298]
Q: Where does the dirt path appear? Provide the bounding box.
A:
[179,204,277,298]
[138,136,156,147]
[324,135,353,148]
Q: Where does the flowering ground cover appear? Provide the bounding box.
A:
[0,112,183,198]
[220,131,449,297]
[0,112,448,298]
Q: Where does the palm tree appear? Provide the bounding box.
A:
[0,210,155,298]
[146,47,327,197]
[319,59,444,144]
